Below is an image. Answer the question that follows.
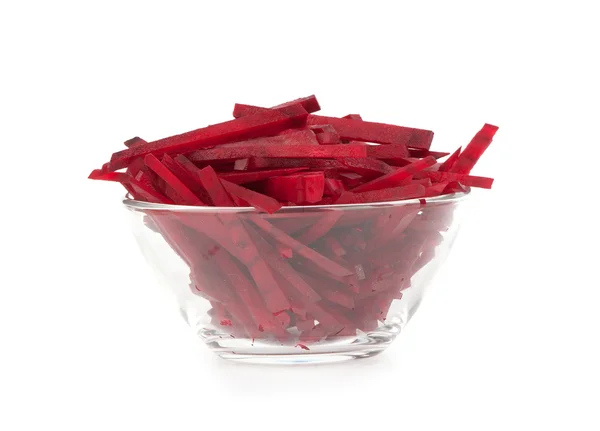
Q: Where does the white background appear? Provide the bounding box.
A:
[1,1,599,430]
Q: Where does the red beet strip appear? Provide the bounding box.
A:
[449,124,499,174]
[220,179,282,213]
[414,171,494,189]
[187,143,366,162]
[108,104,309,171]
[252,217,354,277]
[336,184,427,204]
[351,156,436,193]
[217,167,307,184]
[307,115,434,150]
[124,136,148,148]
[233,95,320,118]
[144,154,205,206]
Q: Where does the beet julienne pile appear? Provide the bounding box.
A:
[90,95,498,346]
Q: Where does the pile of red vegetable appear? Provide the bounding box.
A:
[90,95,498,345]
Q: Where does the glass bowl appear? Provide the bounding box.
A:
[124,191,469,364]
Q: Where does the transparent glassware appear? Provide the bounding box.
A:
[124,192,469,364]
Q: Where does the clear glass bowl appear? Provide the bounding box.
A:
[124,192,469,364]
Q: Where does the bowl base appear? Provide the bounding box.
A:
[199,325,401,365]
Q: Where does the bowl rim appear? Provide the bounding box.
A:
[122,190,470,213]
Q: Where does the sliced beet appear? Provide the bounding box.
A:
[144,154,205,206]
[124,136,148,148]
[323,178,345,198]
[108,105,309,171]
[309,124,341,145]
[293,211,343,245]
[366,144,410,159]
[160,154,210,203]
[265,172,325,204]
[307,115,434,150]
[340,157,395,176]
[450,124,499,174]
[414,171,494,189]
[246,226,322,303]
[129,172,173,204]
[252,217,354,277]
[188,143,366,162]
[339,172,365,188]
[336,184,427,204]
[408,149,450,159]
[351,156,436,193]
[221,179,282,213]
[175,159,235,207]
[247,157,345,170]
[232,95,320,118]
[439,146,461,172]
[217,167,307,184]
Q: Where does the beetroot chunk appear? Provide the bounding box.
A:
[265,172,325,204]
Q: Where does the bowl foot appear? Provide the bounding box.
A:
[199,326,400,365]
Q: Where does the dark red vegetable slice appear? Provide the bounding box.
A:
[443,181,470,194]
[408,149,450,159]
[339,172,365,188]
[108,104,309,171]
[220,179,282,213]
[366,144,410,159]
[188,143,366,162]
[294,211,343,245]
[143,154,205,206]
[439,147,461,172]
[265,172,325,204]
[88,171,129,183]
[414,171,494,189]
[210,247,288,338]
[174,158,235,206]
[450,124,499,174]
[226,129,319,147]
[160,154,210,204]
[246,226,323,303]
[316,131,341,145]
[232,95,321,118]
[309,124,341,145]
[124,136,147,148]
[129,172,173,204]
[423,182,449,197]
[340,157,395,176]
[351,156,436,193]
[247,157,345,170]
[323,178,345,197]
[324,237,347,257]
[252,217,354,277]
[307,115,433,150]
[336,184,427,204]
[217,167,307,184]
